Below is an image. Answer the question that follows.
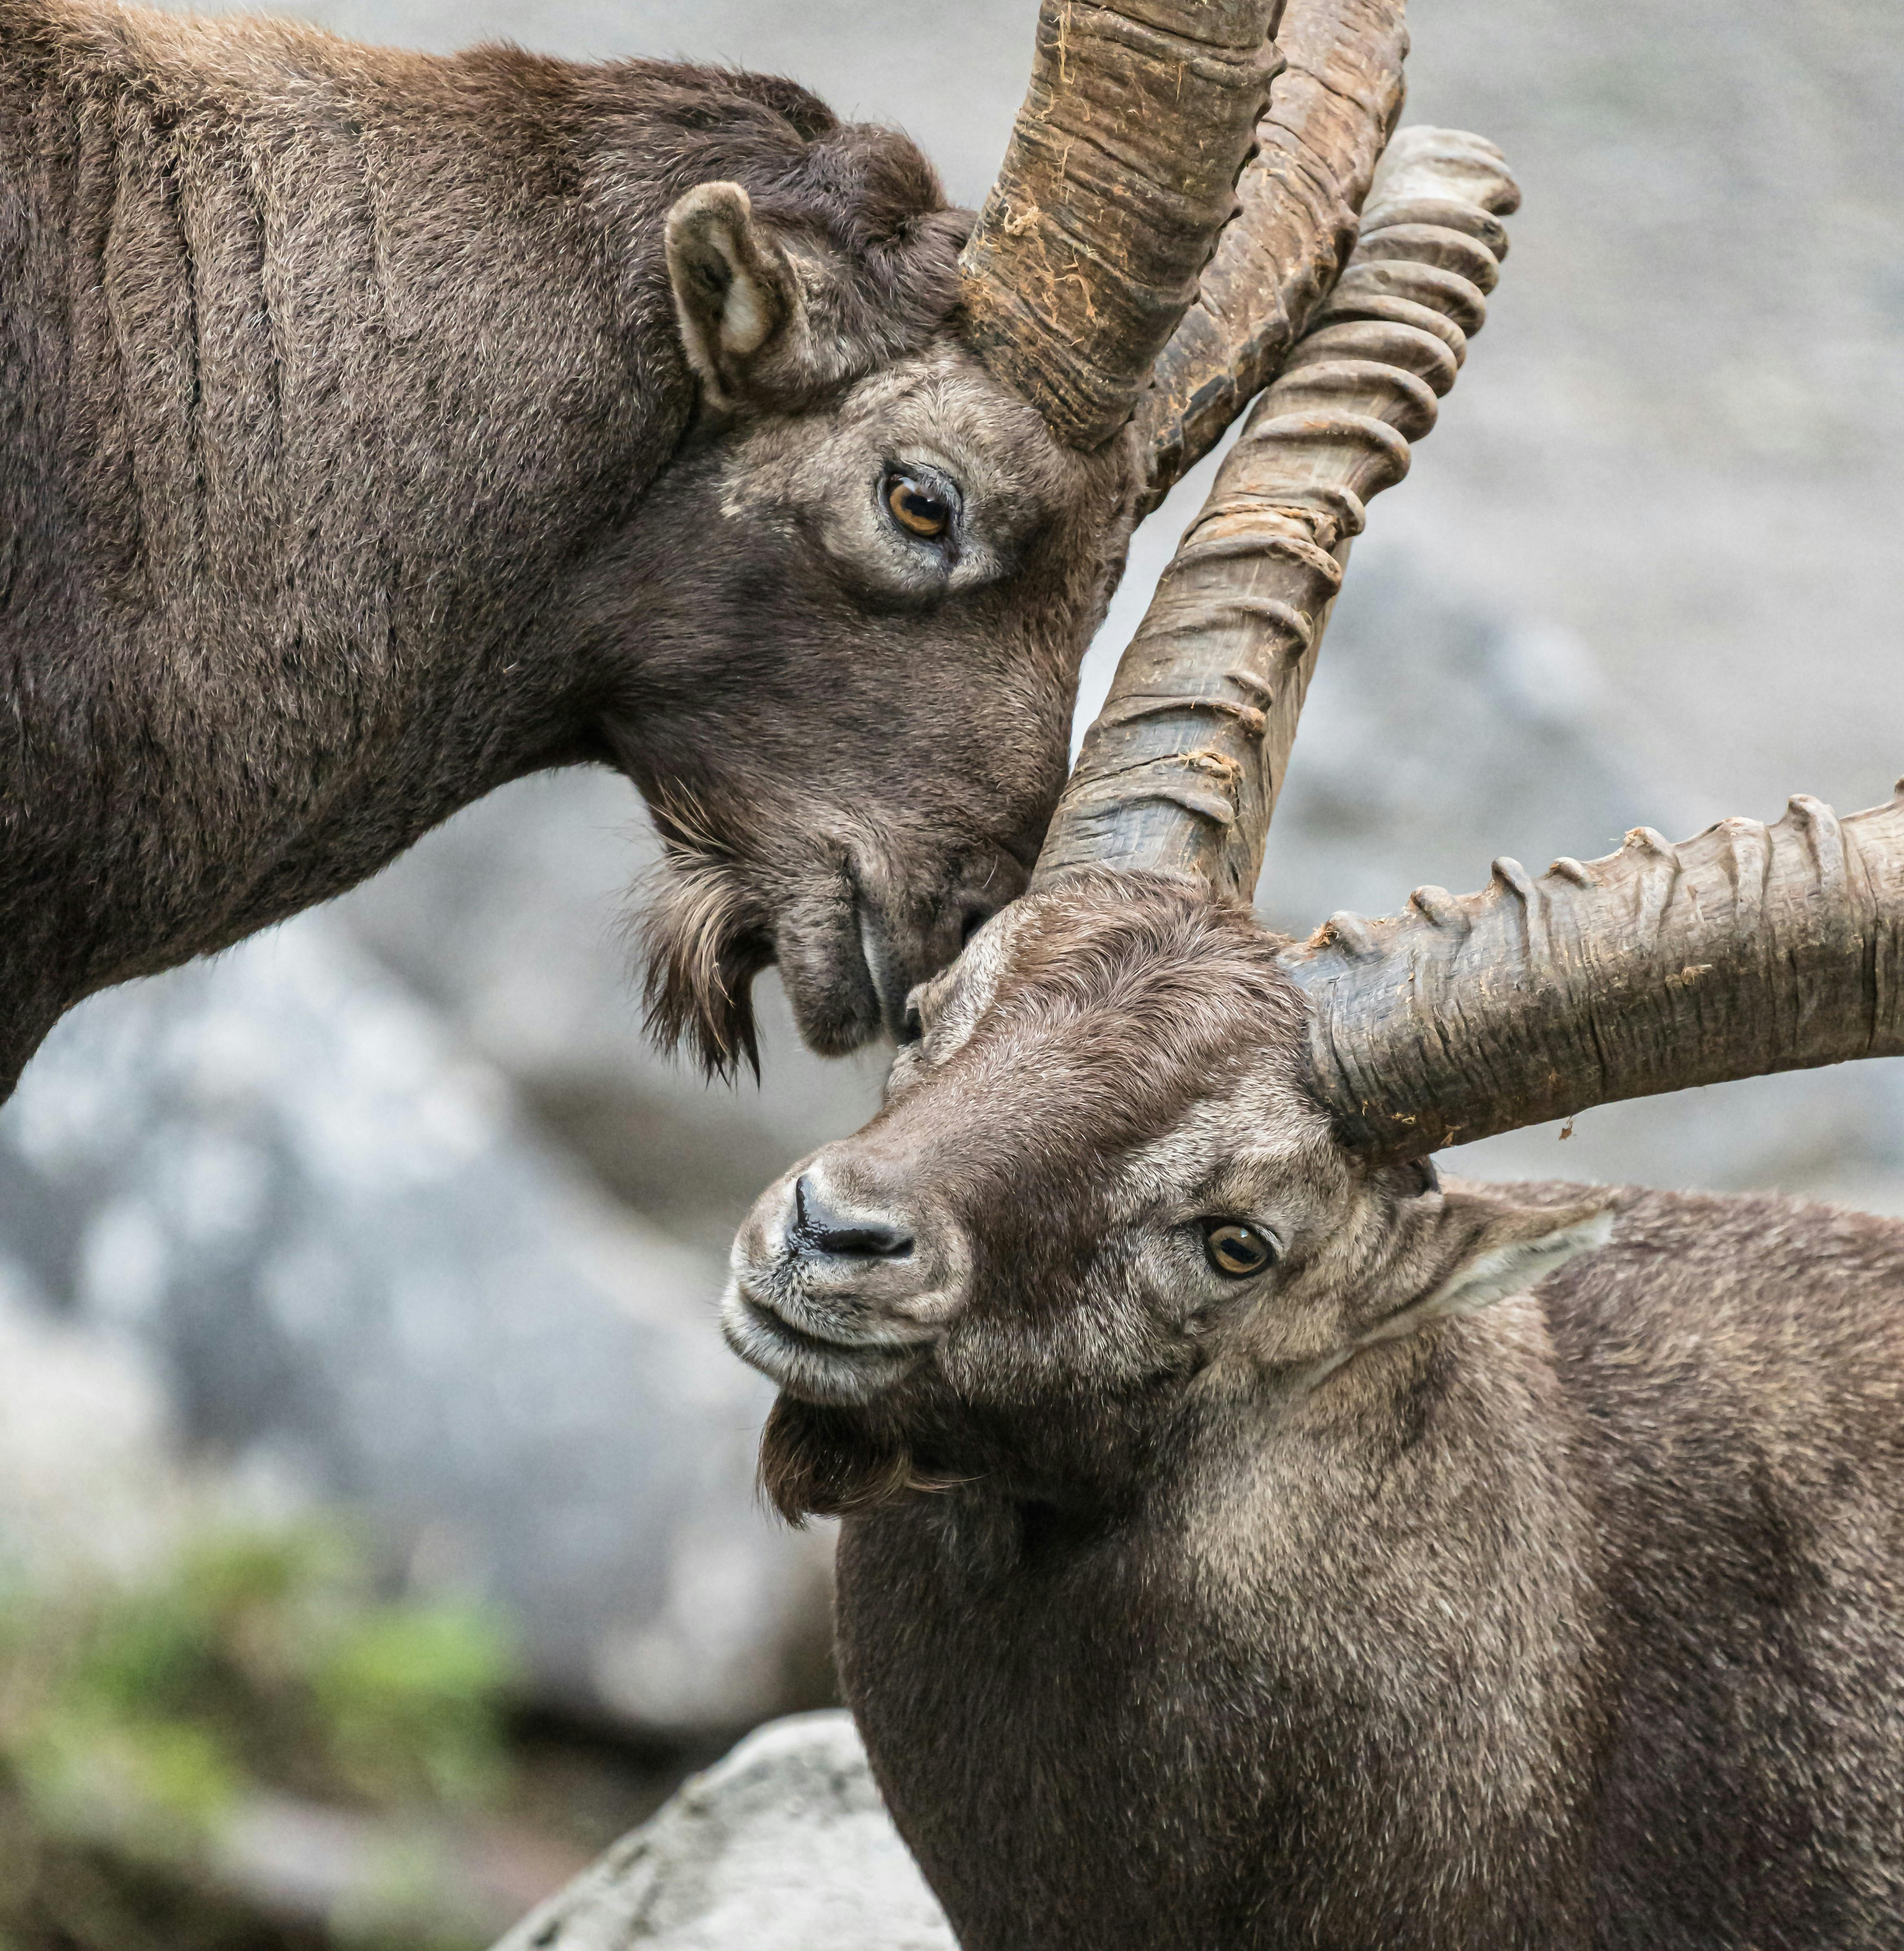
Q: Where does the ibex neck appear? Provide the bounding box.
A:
[0,5,785,1062]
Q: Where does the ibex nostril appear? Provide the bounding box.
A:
[792,1173,913,1260]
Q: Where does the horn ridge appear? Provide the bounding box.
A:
[1032,126,1518,898]
[1137,0,1411,500]
[961,0,1284,451]
[1281,792,1904,1161]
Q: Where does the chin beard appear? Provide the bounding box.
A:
[758,1395,925,1526]
[636,818,773,1081]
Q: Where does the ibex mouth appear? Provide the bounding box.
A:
[855,896,911,1043]
[721,1284,930,1407]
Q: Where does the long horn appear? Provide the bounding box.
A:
[1282,787,1904,1162]
[1137,0,1411,504]
[1031,126,1520,894]
[960,0,1284,451]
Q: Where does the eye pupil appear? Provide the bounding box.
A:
[886,473,950,540]
[1203,1222,1273,1278]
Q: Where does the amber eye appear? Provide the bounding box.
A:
[885,471,952,541]
[1203,1221,1276,1279]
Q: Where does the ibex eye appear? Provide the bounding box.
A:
[1203,1221,1276,1279]
[884,471,952,541]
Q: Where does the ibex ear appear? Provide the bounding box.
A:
[1418,1191,1615,1321]
[1360,1189,1615,1352]
[665,182,801,411]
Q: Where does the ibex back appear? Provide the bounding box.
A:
[735,876,1904,1951]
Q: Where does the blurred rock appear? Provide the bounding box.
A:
[212,1793,591,1941]
[492,1711,952,1951]
[1254,543,1664,932]
[0,917,831,1733]
[0,1257,191,1592]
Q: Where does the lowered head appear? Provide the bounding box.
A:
[586,161,1141,1075]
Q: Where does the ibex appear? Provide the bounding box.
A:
[0,0,1401,1100]
[728,126,1904,1949]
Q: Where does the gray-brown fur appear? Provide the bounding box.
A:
[731,877,1904,1950]
[0,0,1139,1094]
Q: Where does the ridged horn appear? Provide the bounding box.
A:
[1282,786,1904,1161]
[1031,126,1520,894]
[960,0,1284,452]
[1137,0,1412,506]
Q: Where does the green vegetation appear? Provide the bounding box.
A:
[0,1520,518,1950]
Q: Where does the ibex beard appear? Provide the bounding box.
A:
[635,775,1051,1079]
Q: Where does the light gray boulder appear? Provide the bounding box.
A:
[0,916,830,1731]
[493,1711,954,1951]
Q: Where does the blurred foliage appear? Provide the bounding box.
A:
[0,1520,518,1950]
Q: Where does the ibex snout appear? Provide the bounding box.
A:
[723,1158,964,1407]
[789,1174,915,1262]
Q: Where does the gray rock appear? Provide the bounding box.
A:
[0,1254,193,1593]
[0,917,830,1732]
[493,1712,954,1951]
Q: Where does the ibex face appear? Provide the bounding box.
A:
[591,194,1140,1067]
[726,876,1609,1512]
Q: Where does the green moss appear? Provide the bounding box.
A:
[314,1605,514,1809]
[0,1515,519,1949]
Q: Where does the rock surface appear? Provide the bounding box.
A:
[492,1712,953,1951]
[0,917,831,1733]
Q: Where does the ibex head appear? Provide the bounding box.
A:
[596,0,1397,1074]
[729,874,1615,1517]
[725,110,1904,1517]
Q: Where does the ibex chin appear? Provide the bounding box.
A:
[0,0,1400,1099]
[727,125,1904,1951]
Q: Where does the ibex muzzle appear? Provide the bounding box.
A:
[727,1155,965,1409]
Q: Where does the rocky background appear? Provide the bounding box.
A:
[2,0,1899,1942]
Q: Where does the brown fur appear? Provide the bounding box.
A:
[730,877,1904,1949]
[0,0,1138,1094]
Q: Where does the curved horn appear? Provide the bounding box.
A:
[960,0,1283,451]
[1137,0,1411,504]
[1031,127,1520,895]
[1281,787,1904,1162]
